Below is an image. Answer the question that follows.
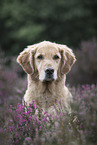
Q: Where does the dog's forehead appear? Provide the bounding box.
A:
[36,44,59,54]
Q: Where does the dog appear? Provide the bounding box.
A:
[17,41,76,113]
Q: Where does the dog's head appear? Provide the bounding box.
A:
[17,41,76,82]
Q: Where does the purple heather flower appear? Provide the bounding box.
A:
[36,105,39,109]
[9,126,15,132]
[59,112,63,117]
[25,137,32,142]
[39,126,42,130]
[55,122,59,128]
[28,116,32,121]
[9,108,12,113]
[80,125,82,129]
[17,124,19,129]
[33,103,36,109]
[42,116,47,122]
[57,100,60,104]
[10,105,13,108]
[16,89,23,94]
[0,128,3,133]
[82,85,86,89]
[9,96,13,100]
[53,105,56,109]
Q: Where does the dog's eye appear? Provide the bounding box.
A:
[37,55,44,60]
[53,55,60,60]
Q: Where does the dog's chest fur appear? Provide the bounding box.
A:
[30,80,60,109]
[24,75,67,110]
[35,84,58,109]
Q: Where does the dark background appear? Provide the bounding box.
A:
[0,0,97,55]
[0,0,97,86]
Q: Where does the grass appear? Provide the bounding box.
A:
[0,84,97,145]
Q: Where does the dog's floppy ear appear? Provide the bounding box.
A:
[59,44,76,74]
[17,45,37,74]
[17,49,32,74]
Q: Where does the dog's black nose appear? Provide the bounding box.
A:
[45,67,54,75]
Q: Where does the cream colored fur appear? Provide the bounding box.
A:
[17,41,76,112]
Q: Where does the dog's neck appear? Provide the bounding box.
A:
[27,74,66,94]
[25,74,67,109]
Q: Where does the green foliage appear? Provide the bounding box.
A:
[0,0,97,55]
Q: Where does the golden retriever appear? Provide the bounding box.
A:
[17,41,76,112]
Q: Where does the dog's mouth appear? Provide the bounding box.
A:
[44,74,54,82]
[44,67,55,82]
[39,67,57,82]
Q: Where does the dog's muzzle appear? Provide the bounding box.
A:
[44,67,54,81]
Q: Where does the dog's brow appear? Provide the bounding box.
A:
[35,53,45,58]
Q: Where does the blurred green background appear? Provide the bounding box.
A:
[0,0,97,86]
[0,0,97,55]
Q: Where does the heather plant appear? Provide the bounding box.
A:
[0,42,97,145]
[67,38,97,85]
[0,50,27,107]
[0,84,97,145]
